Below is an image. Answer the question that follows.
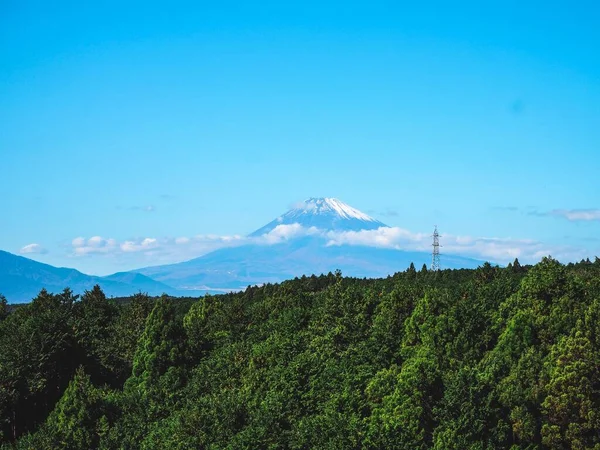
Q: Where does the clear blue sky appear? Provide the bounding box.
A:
[1,0,599,274]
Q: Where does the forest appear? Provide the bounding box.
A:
[1,257,600,449]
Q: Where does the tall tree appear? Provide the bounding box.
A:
[73,285,117,385]
[0,294,7,321]
[126,296,187,415]
[0,289,79,442]
[542,326,600,448]
[40,367,108,450]
[106,292,154,385]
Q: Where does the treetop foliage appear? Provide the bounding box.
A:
[1,258,600,449]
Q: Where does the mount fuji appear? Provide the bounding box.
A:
[249,197,387,236]
[133,198,484,291]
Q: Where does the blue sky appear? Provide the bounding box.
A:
[1,0,599,275]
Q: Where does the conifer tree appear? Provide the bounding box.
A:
[0,294,7,321]
[42,366,107,450]
[126,296,186,415]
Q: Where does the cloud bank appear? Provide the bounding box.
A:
[68,224,593,266]
[323,228,578,262]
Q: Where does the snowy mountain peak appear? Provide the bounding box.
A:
[297,197,378,222]
[249,197,388,237]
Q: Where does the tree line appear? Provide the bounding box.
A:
[1,257,600,449]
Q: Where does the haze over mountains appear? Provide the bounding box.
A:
[1,198,485,302]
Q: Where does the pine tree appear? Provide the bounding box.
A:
[512,258,523,273]
[407,262,417,277]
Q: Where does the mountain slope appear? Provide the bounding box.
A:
[137,236,484,290]
[0,251,179,303]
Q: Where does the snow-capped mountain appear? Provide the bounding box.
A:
[134,197,485,291]
[249,197,387,236]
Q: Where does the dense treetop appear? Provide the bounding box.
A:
[1,257,600,449]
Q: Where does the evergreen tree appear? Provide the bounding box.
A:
[41,366,108,450]
[407,262,417,276]
[126,296,187,415]
[107,292,154,385]
[0,288,79,442]
[542,328,600,448]
[512,257,523,272]
[74,285,117,385]
[4,259,600,449]
[0,294,7,321]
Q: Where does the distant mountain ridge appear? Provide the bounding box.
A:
[0,251,180,303]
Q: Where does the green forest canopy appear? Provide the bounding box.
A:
[1,257,600,449]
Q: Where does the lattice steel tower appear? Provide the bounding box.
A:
[431,225,441,271]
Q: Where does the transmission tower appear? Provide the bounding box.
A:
[431,225,441,271]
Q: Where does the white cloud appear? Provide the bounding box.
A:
[88,236,107,247]
[549,209,600,221]
[72,237,86,247]
[322,226,587,265]
[67,224,593,267]
[120,238,158,253]
[441,235,541,262]
[326,227,429,250]
[257,224,320,244]
[19,243,48,255]
[69,234,247,263]
[71,236,118,255]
